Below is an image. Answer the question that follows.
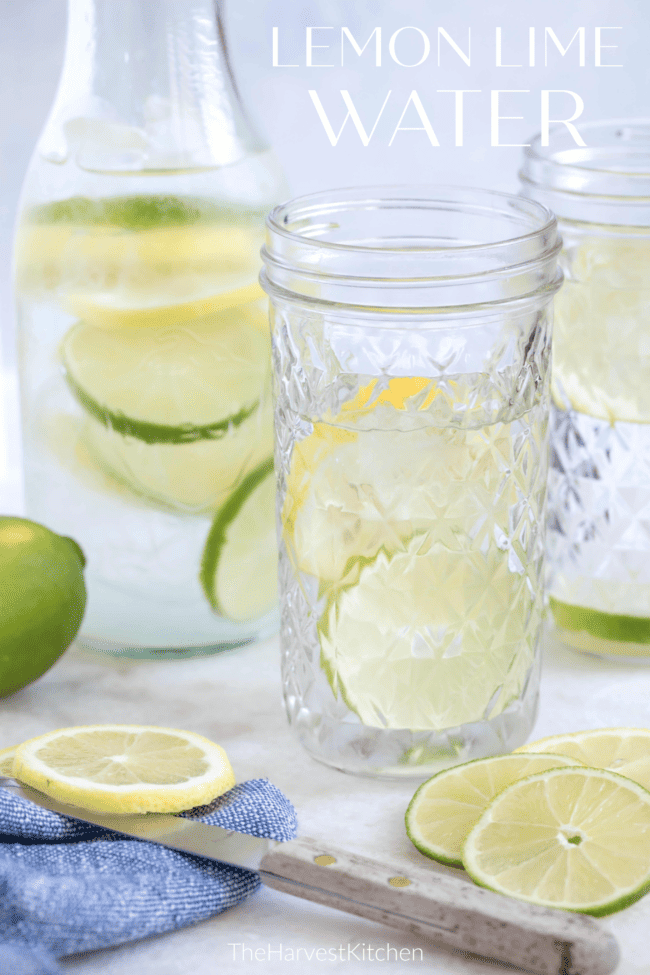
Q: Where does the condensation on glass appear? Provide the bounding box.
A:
[521,120,650,659]
[262,187,561,777]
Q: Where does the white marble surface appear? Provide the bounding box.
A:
[1,629,649,975]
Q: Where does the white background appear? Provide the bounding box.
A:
[1,0,649,503]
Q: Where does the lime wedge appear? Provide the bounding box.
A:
[515,727,650,792]
[200,458,277,622]
[405,752,583,867]
[318,535,536,731]
[463,766,650,916]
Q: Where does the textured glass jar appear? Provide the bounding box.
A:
[521,121,650,658]
[13,0,286,656]
[261,187,561,777]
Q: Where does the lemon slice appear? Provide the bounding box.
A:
[60,311,272,511]
[0,746,17,777]
[515,727,650,791]
[318,535,537,731]
[463,766,650,916]
[405,752,583,867]
[200,458,277,621]
[12,725,235,813]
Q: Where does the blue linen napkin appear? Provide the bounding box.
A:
[0,777,298,975]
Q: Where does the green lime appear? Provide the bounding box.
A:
[0,517,86,696]
[199,458,277,622]
[463,766,650,916]
[405,752,583,867]
[549,597,650,645]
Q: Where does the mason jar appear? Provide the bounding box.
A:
[521,120,650,659]
[261,187,562,777]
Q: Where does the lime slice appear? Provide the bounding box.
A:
[318,535,536,731]
[200,458,277,622]
[515,727,650,791]
[0,746,17,776]
[549,597,650,648]
[463,766,650,916]
[0,517,86,697]
[61,312,272,510]
[405,752,583,867]
[12,724,235,814]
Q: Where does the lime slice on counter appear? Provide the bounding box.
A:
[0,746,17,776]
[12,724,235,814]
[462,766,650,916]
[318,535,536,732]
[549,597,650,649]
[515,727,650,791]
[405,752,583,867]
[200,458,277,622]
[60,310,272,510]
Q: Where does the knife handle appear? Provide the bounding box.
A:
[259,837,619,975]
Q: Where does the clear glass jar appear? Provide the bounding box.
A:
[521,120,650,658]
[13,0,286,656]
[261,187,561,777]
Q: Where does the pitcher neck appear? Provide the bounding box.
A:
[40,0,263,172]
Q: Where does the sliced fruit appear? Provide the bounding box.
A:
[12,724,235,814]
[463,766,650,916]
[405,752,583,867]
[549,597,650,648]
[0,746,17,777]
[318,535,538,731]
[61,312,272,510]
[200,458,277,622]
[515,727,650,792]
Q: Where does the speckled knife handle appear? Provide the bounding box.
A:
[259,837,619,975]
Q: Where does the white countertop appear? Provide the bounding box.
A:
[1,629,648,975]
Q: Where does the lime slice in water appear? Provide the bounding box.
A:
[405,752,583,867]
[463,766,650,916]
[318,535,536,731]
[549,597,650,650]
[200,458,277,622]
[60,310,272,510]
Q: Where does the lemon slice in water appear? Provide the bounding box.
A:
[12,725,235,814]
[463,766,650,916]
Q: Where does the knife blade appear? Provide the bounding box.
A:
[0,778,619,975]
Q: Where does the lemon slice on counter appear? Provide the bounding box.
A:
[405,752,583,867]
[463,766,650,916]
[200,458,277,622]
[0,746,17,777]
[515,727,650,791]
[12,725,235,813]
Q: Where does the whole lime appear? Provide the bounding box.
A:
[0,517,86,696]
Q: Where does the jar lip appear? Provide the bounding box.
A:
[265,184,558,257]
[524,118,650,177]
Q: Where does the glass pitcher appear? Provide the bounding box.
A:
[13,0,286,656]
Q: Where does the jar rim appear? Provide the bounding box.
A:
[261,185,561,314]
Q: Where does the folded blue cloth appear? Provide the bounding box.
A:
[0,778,298,975]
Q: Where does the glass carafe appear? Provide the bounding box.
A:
[13,0,286,656]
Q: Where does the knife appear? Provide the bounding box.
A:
[0,778,619,975]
